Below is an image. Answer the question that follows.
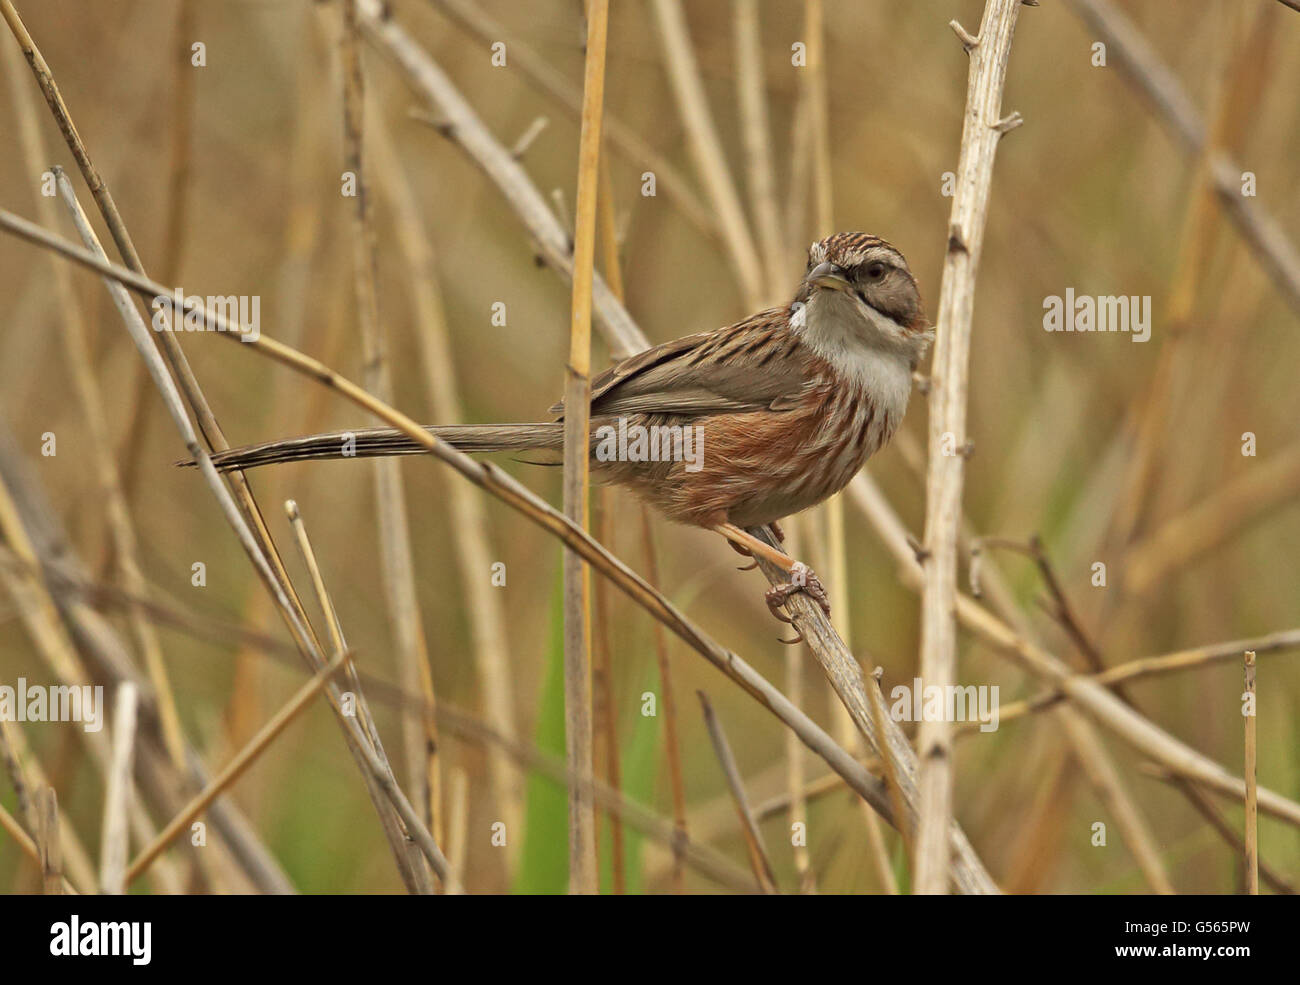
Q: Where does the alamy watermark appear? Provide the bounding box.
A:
[50,916,151,965]
[0,679,104,733]
[1043,288,1151,342]
[594,417,704,472]
[887,678,1000,732]
[151,288,260,341]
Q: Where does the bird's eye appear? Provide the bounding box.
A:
[865,263,887,281]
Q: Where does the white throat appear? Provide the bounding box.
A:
[794,288,931,418]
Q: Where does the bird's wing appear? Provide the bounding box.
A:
[549,308,810,419]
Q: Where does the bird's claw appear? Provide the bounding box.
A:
[765,562,831,643]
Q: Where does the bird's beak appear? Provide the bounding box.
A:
[806,261,851,292]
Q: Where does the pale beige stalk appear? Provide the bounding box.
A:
[562,0,609,895]
[915,0,1024,895]
[368,108,522,865]
[99,683,138,895]
[1244,650,1258,894]
[650,0,764,308]
[339,0,442,850]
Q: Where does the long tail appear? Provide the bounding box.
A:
[187,423,566,473]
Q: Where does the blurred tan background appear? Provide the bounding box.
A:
[1,0,1297,893]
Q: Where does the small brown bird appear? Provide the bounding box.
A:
[203,232,932,630]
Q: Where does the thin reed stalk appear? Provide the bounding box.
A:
[368,106,522,868]
[561,0,609,895]
[1243,650,1258,894]
[99,683,138,895]
[915,0,1024,894]
[340,0,443,851]
[699,692,777,894]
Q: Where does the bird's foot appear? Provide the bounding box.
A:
[765,562,831,645]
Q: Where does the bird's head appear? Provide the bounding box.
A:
[802,232,929,333]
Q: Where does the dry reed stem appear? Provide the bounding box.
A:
[284,498,435,894]
[0,481,119,893]
[0,715,35,837]
[965,533,1176,895]
[3,4,348,842]
[217,18,337,762]
[0,714,91,892]
[596,91,689,891]
[429,0,720,245]
[804,0,834,251]
[848,471,1300,828]
[733,0,784,289]
[114,0,197,510]
[36,786,61,894]
[596,156,625,300]
[1067,0,1300,315]
[1099,2,1272,566]
[915,0,1024,894]
[866,666,912,870]
[0,536,755,890]
[594,158,627,893]
[1001,746,1073,893]
[1,0,316,656]
[969,525,1178,894]
[50,174,418,893]
[559,0,609,896]
[783,90,813,271]
[778,524,817,884]
[974,537,1104,673]
[99,682,138,895]
[1125,442,1300,594]
[866,512,1178,894]
[437,700,755,892]
[368,108,522,869]
[785,648,812,888]
[445,766,469,888]
[0,433,287,893]
[2,41,187,770]
[650,0,764,308]
[0,799,77,893]
[1146,768,1293,895]
[1243,650,1258,894]
[962,627,1300,729]
[637,508,689,891]
[273,535,459,898]
[592,499,625,893]
[698,692,778,894]
[51,169,315,702]
[1060,712,1174,893]
[340,0,443,852]
[747,526,997,894]
[361,0,646,359]
[125,650,352,886]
